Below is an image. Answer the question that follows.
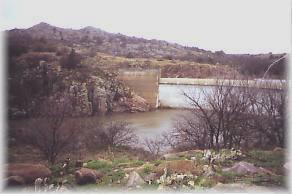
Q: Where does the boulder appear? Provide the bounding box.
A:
[222,161,268,175]
[75,168,104,185]
[284,162,289,170]
[5,176,25,187]
[7,163,51,184]
[273,147,284,152]
[126,171,145,188]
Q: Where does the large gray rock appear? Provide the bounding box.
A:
[222,161,269,175]
[284,163,288,171]
[7,163,51,184]
[126,171,145,188]
[75,168,104,185]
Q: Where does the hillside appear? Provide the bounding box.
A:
[8,22,287,78]
[6,22,288,117]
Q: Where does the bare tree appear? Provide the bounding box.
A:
[104,121,138,147]
[84,121,138,150]
[248,82,287,148]
[168,79,287,150]
[143,137,165,157]
[27,95,78,164]
[161,113,209,151]
[182,80,252,150]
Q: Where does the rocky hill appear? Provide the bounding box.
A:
[8,22,287,78]
[6,22,287,117]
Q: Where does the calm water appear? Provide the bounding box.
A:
[98,109,189,140]
[96,84,209,140]
[9,108,189,148]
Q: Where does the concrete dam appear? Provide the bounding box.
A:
[118,69,285,108]
[118,69,161,108]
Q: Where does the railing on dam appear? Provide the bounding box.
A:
[159,78,286,90]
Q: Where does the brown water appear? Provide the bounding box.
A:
[9,109,189,142]
[97,109,189,140]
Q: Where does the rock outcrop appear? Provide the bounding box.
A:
[9,57,151,118]
[66,76,151,116]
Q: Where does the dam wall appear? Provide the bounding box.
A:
[117,71,285,109]
[118,69,161,108]
[159,78,285,108]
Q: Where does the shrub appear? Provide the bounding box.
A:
[26,97,79,164]
[85,121,138,149]
[143,164,153,174]
[60,48,82,69]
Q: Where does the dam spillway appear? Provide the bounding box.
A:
[117,69,285,109]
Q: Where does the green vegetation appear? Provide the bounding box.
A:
[100,169,126,185]
[218,171,244,183]
[111,156,131,167]
[84,160,113,174]
[195,176,215,188]
[245,150,285,173]
[7,144,286,191]
[115,160,144,168]
[143,164,153,174]
[152,159,163,166]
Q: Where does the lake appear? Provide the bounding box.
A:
[98,108,189,140]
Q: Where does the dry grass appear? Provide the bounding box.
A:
[82,52,239,79]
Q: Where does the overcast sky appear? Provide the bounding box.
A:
[1,0,290,54]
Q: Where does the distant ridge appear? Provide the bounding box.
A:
[7,22,286,77]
